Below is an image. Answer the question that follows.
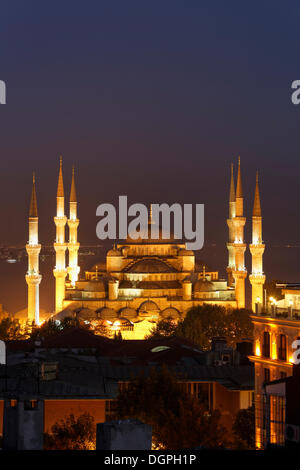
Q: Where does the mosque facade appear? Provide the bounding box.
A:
[25,157,265,339]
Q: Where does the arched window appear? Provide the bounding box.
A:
[278,334,287,361]
[263,331,270,358]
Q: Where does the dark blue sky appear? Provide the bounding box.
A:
[1,0,300,259]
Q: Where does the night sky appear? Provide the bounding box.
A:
[1,1,300,311]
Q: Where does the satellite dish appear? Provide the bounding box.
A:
[0,340,6,365]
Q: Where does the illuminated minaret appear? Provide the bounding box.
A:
[53,157,67,312]
[232,157,247,308]
[67,166,80,286]
[226,163,236,287]
[249,171,265,311]
[25,173,42,324]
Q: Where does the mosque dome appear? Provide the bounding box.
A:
[126,217,181,245]
[83,281,106,292]
[90,260,106,271]
[119,280,133,288]
[139,300,160,317]
[76,308,98,321]
[119,307,138,320]
[178,248,194,256]
[160,307,180,320]
[194,279,216,292]
[125,258,177,273]
[107,248,122,257]
[97,307,118,320]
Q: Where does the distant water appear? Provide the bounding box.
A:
[0,245,299,314]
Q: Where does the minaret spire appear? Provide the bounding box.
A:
[231,156,247,308]
[57,156,64,197]
[229,163,235,204]
[253,171,261,217]
[70,166,77,202]
[227,163,236,286]
[236,156,243,198]
[26,173,42,324]
[29,172,38,217]
[249,170,265,312]
[53,157,67,312]
[67,165,80,286]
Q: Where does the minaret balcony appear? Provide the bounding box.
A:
[249,273,265,284]
[25,273,42,284]
[54,216,67,226]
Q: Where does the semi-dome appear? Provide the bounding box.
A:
[97,307,118,320]
[194,279,216,292]
[160,307,180,319]
[83,281,106,292]
[119,307,138,320]
[178,248,194,256]
[119,280,133,289]
[76,308,98,321]
[107,248,122,257]
[90,260,106,271]
[125,258,177,273]
[139,300,160,317]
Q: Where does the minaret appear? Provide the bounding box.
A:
[249,171,266,311]
[226,163,236,287]
[25,173,42,324]
[53,157,67,312]
[232,157,247,308]
[67,166,80,286]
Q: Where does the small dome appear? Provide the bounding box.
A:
[117,317,134,326]
[83,281,106,292]
[194,279,216,292]
[107,248,122,257]
[119,280,133,288]
[90,260,106,271]
[178,248,194,256]
[139,300,160,317]
[160,307,180,320]
[119,307,138,320]
[76,308,98,321]
[98,307,118,320]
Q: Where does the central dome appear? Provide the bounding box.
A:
[126,219,180,244]
[125,258,177,273]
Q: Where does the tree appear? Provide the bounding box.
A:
[116,366,227,449]
[145,318,177,340]
[0,317,23,341]
[30,317,90,340]
[175,305,253,350]
[44,412,96,450]
[232,405,255,449]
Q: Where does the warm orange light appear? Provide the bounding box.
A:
[289,355,294,364]
[271,342,277,360]
[255,343,261,357]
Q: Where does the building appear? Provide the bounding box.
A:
[0,328,254,443]
[259,364,300,448]
[249,296,300,449]
[25,157,263,336]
